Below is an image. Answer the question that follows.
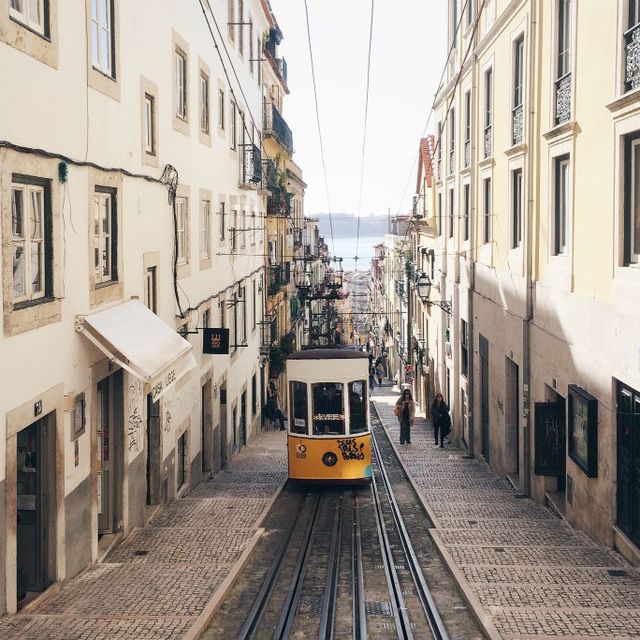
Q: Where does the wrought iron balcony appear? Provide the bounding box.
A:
[264,103,293,153]
[293,227,303,247]
[555,73,572,125]
[512,104,524,146]
[464,139,471,167]
[484,125,492,159]
[626,23,640,92]
[448,149,455,175]
[264,158,277,191]
[259,313,277,355]
[278,57,288,84]
[241,143,262,187]
[267,187,293,217]
[268,265,283,296]
[395,279,406,299]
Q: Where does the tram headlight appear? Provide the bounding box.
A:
[322,451,338,467]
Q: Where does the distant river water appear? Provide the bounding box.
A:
[326,235,383,272]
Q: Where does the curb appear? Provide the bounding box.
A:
[371,400,502,640]
[183,477,288,640]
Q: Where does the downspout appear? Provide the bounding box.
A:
[523,0,539,497]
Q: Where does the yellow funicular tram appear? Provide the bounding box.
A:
[286,348,372,483]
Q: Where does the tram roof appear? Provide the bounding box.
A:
[287,348,369,361]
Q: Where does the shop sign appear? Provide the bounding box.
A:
[203,328,230,355]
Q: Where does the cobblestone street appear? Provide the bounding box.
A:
[373,386,640,639]
[0,432,287,640]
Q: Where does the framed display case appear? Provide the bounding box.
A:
[568,384,598,477]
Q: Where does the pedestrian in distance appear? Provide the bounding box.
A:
[394,388,415,445]
[368,366,375,391]
[431,393,451,448]
[264,385,286,431]
[375,363,385,385]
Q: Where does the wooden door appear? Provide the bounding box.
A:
[617,383,640,545]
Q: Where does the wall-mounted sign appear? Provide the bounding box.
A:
[203,328,230,355]
[568,384,598,478]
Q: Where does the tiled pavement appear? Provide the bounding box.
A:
[0,431,287,640]
[373,387,640,640]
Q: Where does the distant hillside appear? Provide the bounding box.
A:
[312,214,389,239]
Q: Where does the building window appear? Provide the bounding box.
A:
[240,285,247,343]
[238,0,244,55]
[437,121,443,179]
[483,176,492,244]
[231,209,238,252]
[175,48,187,120]
[218,89,225,130]
[512,36,525,145]
[463,183,470,241]
[461,318,469,377]
[227,0,235,41]
[257,37,261,84]
[449,108,456,174]
[143,93,155,155]
[251,211,256,245]
[465,0,474,27]
[145,266,157,313]
[176,197,188,264]
[448,187,454,239]
[219,201,226,241]
[202,308,210,328]
[249,19,254,74]
[626,1,640,92]
[464,90,471,167]
[200,72,209,134]
[177,431,187,490]
[91,0,114,77]
[200,200,211,259]
[555,0,572,124]
[484,68,493,158]
[9,0,46,35]
[437,191,443,237]
[93,188,117,284]
[252,374,257,415]
[554,155,570,255]
[252,278,257,329]
[512,168,523,248]
[11,178,51,304]
[624,133,640,265]
[451,0,458,46]
[230,101,237,149]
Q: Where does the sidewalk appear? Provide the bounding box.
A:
[0,431,287,640]
[373,386,640,640]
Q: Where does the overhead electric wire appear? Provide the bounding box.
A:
[354,0,376,272]
[303,0,335,256]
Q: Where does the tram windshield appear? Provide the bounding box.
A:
[290,381,308,435]
[349,380,368,434]
[312,383,345,435]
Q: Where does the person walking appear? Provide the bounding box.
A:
[368,365,375,391]
[430,393,451,447]
[265,385,286,431]
[375,362,385,385]
[394,389,415,445]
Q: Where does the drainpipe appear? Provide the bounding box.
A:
[523,0,539,497]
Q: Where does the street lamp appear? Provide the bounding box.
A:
[415,271,452,314]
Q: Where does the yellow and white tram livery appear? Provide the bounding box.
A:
[286,348,372,483]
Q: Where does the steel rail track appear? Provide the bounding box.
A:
[351,490,367,640]
[371,427,450,640]
[237,492,321,640]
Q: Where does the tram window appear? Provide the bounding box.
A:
[349,380,368,434]
[312,383,345,435]
[290,381,308,435]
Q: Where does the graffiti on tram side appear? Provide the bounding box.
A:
[337,438,365,461]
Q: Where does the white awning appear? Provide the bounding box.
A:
[78,299,196,401]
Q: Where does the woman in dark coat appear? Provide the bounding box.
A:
[395,389,416,445]
[430,393,451,447]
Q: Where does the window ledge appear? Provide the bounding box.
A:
[460,165,472,177]
[504,142,528,158]
[607,88,640,115]
[543,120,579,142]
[477,156,495,169]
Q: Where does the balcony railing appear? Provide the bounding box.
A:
[241,143,262,187]
[625,23,640,92]
[554,72,572,125]
[268,265,283,296]
[259,314,277,355]
[448,149,455,175]
[293,227,303,247]
[267,187,293,217]
[278,57,288,84]
[464,139,471,167]
[484,125,492,158]
[512,104,524,146]
[264,103,293,153]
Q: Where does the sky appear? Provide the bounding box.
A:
[268,0,448,219]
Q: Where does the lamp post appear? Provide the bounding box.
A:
[415,271,452,314]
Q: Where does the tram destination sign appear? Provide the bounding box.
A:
[203,328,230,355]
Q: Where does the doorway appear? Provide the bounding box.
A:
[201,381,213,475]
[97,371,123,537]
[505,358,520,477]
[16,415,56,598]
[232,406,238,451]
[617,381,640,546]
[534,386,565,490]
[146,394,161,506]
[220,384,228,469]
[240,391,247,447]
[479,335,490,463]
